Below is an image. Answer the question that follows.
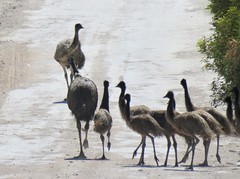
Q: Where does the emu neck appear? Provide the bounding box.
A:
[166,97,176,120]
[125,100,131,122]
[100,86,109,112]
[119,86,126,101]
[183,85,195,111]
[234,91,240,121]
[70,29,80,50]
[119,86,126,110]
[226,100,234,124]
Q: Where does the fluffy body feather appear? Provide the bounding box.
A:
[67,58,98,159]
[94,80,112,159]
[164,91,213,170]
[54,23,85,89]
[123,93,165,166]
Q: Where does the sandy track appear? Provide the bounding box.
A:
[0,0,240,178]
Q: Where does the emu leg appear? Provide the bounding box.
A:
[75,120,86,159]
[200,139,211,166]
[70,73,73,84]
[61,64,69,89]
[216,135,221,163]
[132,138,143,159]
[164,136,171,167]
[100,134,107,160]
[172,135,178,167]
[148,135,159,166]
[107,130,111,151]
[83,121,89,148]
[188,137,199,171]
[138,136,146,166]
[179,143,191,164]
[180,137,200,164]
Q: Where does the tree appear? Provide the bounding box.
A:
[198,0,240,106]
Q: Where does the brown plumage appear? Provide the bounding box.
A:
[116,81,151,122]
[116,81,156,162]
[181,78,235,135]
[195,110,223,166]
[123,93,165,166]
[149,110,179,167]
[54,23,86,89]
[67,58,98,159]
[94,80,112,160]
[116,81,180,167]
[164,91,214,171]
[181,78,235,164]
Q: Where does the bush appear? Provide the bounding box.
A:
[198,1,240,106]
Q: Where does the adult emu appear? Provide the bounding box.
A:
[54,23,85,89]
[67,57,98,159]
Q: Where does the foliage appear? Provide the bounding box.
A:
[198,0,240,106]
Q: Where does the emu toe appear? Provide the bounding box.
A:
[99,154,108,160]
[74,151,87,159]
[187,166,194,171]
[199,161,209,167]
[137,160,145,166]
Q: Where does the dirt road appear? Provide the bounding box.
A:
[0,0,239,178]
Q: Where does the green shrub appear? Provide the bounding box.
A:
[198,1,240,106]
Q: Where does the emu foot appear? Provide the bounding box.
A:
[216,154,221,164]
[154,156,159,166]
[199,161,209,167]
[83,139,89,149]
[137,161,145,166]
[107,142,111,151]
[132,150,137,159]
[99,154,108,160]
[74,151,87,159]
[178,155,189,164]
[187,165,194,171]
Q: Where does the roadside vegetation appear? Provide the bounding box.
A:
[198,0,240,106]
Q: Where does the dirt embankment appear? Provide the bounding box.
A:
[0,0,43,107]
